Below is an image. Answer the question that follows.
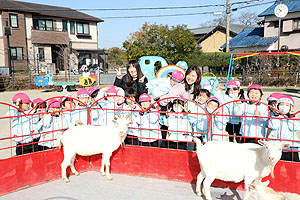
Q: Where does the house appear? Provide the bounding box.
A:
[189,24,252,52]
[222,0,300,52]
[0,0,104,75]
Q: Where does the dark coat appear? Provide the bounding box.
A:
[114,75,148,99]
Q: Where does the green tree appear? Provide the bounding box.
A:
[107,47,127,69]
[123,22,197,64]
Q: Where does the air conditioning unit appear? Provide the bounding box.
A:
[4,27,12,36]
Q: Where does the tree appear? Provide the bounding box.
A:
[123,22,197,64]
[107,47,127,69]
[236,12,261,26]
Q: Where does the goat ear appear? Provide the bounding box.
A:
[112,119,117,124]
[258,140,266,146]
[249,183,256,190]
[282,143,290,149]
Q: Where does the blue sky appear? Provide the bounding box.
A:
[19,0,274,49]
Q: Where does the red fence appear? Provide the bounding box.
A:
[0,96,300,195]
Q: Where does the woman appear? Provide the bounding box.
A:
[114,60,148,100]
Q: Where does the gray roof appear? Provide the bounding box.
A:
[190,24,253,35]
[0,0,103,22]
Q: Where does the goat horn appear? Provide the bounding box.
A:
[125,113,132,119]
[115,113,121,119]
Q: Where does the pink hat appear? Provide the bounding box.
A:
[31,98,43,107]
[107,86,118,95]
[278,95,294,105]
[59,94,72,104]
[77,88,90,98]
[247,84,263,95]
[12,93,31,104]
[267,93,283,102]
[88,87,99,96]
[227,80,240,88]
[207,97,220,106]
[139,93,151,102]
[171,70,184,82]
[48,99,61,108]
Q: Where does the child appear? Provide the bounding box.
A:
[135,93,161,147]
[268,95,300,162]
[165,97,192,150]
[121,88,140,145]
[92,86,124,126]
[206,97,228,142]
[267,92,283,116]
[60,94,74,129]
[234,84,268,143]
[88,87,100,104]
[193,89,211,107]
[215,80,245,142]
[39,99,66,150]
[147,70,184,101]
[72,88,90,125]
[7,93,38,155]
[31,98,47,151]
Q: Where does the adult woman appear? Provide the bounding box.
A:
[114,60,148,100]
[168,66,201,100]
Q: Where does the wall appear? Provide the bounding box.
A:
[200,30,233,53]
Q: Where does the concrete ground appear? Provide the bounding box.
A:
[0,171,245,200]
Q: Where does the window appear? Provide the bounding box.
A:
[294,19,300,30]
[38,19,53,31]
[62,20,68,32]
[9,14,18,28]
[76,22,89,35]
[38,48,45,62]
[274,21,279,28]
[10,47,23,60]
[70,21,75,34]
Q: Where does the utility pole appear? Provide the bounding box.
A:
[226,0,230,52]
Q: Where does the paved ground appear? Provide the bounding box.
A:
[0,171,245,200]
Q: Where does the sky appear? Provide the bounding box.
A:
[19,0,275,49]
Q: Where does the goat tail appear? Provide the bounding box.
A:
[192,137,203,150]
[56,134,63,149]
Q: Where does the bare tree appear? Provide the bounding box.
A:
[236,12,262,26]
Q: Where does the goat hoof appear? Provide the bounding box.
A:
[75,172,80,176]
[106,175,113,180]
[63,178,70,183]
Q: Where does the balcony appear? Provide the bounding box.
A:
[31,27,69,45]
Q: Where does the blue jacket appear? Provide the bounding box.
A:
[234,102,268,138]
[167,113,192,142]
[269,113,300,148]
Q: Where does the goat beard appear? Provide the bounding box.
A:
[270,162,276,178]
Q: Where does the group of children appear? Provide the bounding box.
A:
[6,72,300,161]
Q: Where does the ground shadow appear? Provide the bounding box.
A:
[284,88,300,94]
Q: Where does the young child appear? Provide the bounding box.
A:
[234,84,268,143]
[60,94,74,129]
[135,93,161,147]
[72,88,90,125]
[165,97,192,150]
[88,87,100,104]
[147,70,184,101]
[7,93,39,155]
[193,89,211,107]
[39,99,67,150]
[215,80,245,142]
[267,92,283,116]
[268,95,300,162]
[92,86,124,126]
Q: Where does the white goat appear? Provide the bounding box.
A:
[57,113,132,183]
[193,138,289,200]
[244,180,300,200]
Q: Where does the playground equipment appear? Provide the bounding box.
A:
[200,73,219,95]
[33,72,97,91]
[226,51,300,87]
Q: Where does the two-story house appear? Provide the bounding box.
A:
[221,0,300,52]
[0,0,103,74]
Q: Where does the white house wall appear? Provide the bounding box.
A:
[69,22,98,50]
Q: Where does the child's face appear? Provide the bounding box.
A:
[126,96,135,106]
[170,79,179,87]
[248,89,262,101]
[78,97,89,105]
[107,95,116,102]
[141,101,151,109]
[196,93,209,104]
[63,100,75,110]
[49,107,60,116]
[172,103,184,112]
[278,102,291,114]
[228,87,240,95]
[207,101,219,111]
[20,103,30,111]
[269,100,277,109]
[36,108,46,113]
